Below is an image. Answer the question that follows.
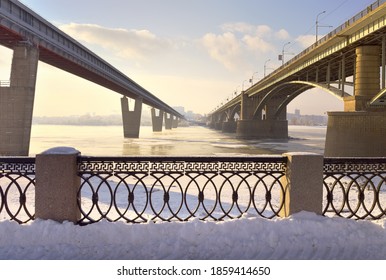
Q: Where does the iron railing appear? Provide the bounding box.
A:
[0,157,35,224]
[323,157,386,219]
[2,155,386,224]
[77,156,287,224]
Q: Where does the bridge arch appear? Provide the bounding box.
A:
[219,110,229,122]
[252,80,351,119]
[229,104,241,121]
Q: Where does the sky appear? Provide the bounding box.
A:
[0,0,377,117]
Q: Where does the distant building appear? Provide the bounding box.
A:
[287,110,327,126]
[173,106,186,115]
[172,106,206,122]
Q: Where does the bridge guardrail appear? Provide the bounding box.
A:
[77,156,287,224]
[1,151,386,225]
[0,157,35,224]
[272,0,386,77]
[323,157,386,219]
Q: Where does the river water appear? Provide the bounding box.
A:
[29,124,327,156]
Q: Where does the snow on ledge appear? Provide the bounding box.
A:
[41,147,80,155]
[282,152,323,156]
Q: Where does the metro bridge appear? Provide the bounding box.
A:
[208,0,386,157]
[0,0,183,156]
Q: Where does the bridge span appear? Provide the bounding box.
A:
[208,0,386,157]
[0,0,183,156]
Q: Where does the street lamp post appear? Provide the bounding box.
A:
[234,85,240,96]
[264,59,271,77]
[316,11,332,43]
[249,71,258,85]
[242,80,248,91]
[280,42,291,65]
[316,11,326,42]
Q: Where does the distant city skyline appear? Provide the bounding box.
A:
[0,0,373,117]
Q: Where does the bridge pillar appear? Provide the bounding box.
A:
[172,116,179,128]
[325,45,386,156]
[214,122,223,130]
[164,113,173,130]
[121,96,142,138]
[0,44,39,156]
[344,45,381,111]
[237,119,288,139]
[325,111,386,156]
[208,115,216,129]
[209,113,224,130]
[222,120,237,133]
[240,91,254,120]
[237,94,288,139]
[151,108,163,132]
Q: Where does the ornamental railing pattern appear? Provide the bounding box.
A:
[0,157,35,224]
[77,156,287,224]
[2,155,386,224]
[323,157,386,219]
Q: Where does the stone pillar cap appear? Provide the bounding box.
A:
[41,146,80,155]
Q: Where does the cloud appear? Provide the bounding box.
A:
[59,23,171,60]
[254,25,272,37]
[242,34,272,53]
[275,29,290,40]
[201,32,242,70]
[201,22,283,71]
[295,34,315,49]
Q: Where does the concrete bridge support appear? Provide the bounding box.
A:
[325,111,386,156]
[214,122,222,130]
[0,44,39,156]
[151,108,163,132]
[172,117,179,128]
[237,93,288,139]
[164,113,173,130]
[240,91,254,120]
[208,116,215,129]
[344,45,381,111]
[222,120,237,133]
[121,96,142,138]
[325,45,386,156]
[237,119,288,139]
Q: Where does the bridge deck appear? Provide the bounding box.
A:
[0,0,183,118]
[212,0,386,114]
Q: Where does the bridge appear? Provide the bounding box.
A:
[208,0,386,157]
[0,0,183,156]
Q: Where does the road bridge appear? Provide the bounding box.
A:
[0,0,183,156]
[208,0,386,157]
